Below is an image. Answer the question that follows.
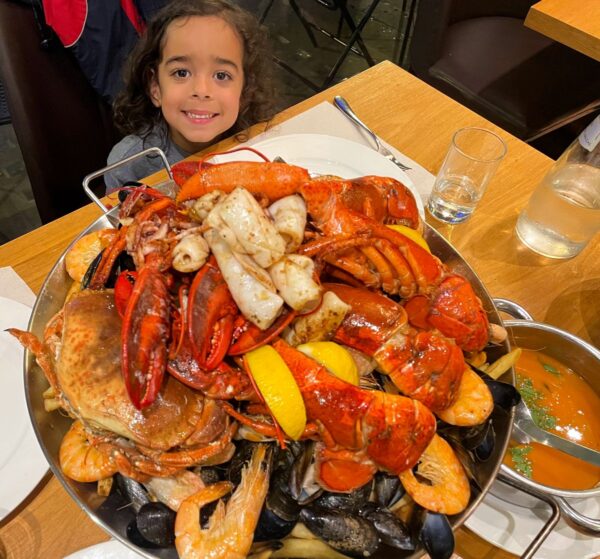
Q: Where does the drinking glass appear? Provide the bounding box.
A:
[427,127,507,224]
[515,121,600,259]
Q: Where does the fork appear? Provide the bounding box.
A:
[333,96,411,172]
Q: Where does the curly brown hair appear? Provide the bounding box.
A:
[112,0,277,141]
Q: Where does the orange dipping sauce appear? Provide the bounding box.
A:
[504,348,600,490]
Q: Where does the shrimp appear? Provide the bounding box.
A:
[399,434,470,515]
[175,444,270,559]
[436,367,493,426]
[65,229,119,283]
[59,420,117,482]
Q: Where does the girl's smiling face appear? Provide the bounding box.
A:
[150,15,244,153]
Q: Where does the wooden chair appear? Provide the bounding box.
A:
[0,0,121,223]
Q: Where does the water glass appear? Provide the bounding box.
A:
[428,127,507,224]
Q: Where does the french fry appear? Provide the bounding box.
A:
[97,476,113,497]
[485,348,522,380]
[465,351,487,369]
[270,538,349,559]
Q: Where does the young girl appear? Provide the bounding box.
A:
[104,0,276,192]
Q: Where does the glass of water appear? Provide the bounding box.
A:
[427,127,507,224]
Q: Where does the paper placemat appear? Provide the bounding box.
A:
[244,101,435,204]
[0,267,36,307]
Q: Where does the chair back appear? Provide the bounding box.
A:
[0,0,121,223]
[408,0,600,141]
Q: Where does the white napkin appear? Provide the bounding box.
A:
[245,101,436,203]
[0,267,36,307]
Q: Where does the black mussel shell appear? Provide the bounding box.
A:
[136,502,176,548]
[126,520,161,549]
[200,499,220,529]
[299,507,379,558]
[419,512,454,559]
[115,250,135,273]
[114,474,150,514]
[253,506,297,542]
[227,440,259,486]
[484,378,521,410]
[359,502,415,551]
[311,481,372,513]
[474,422,496,462]
[288,441,316,501]
[80,243,133,290]
[374,472,406,508]
[81,249,105,289]
[267,467,302,521]
[198,466,225,486]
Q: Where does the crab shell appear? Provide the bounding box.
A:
[56,289,206,451]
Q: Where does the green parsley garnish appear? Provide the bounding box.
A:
[541,360,560,377]
[517,377,557,431]
[510,445,533,478]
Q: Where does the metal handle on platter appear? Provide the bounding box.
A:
[493,298,534,321]
[82,147,174,214]
[554,496,600,536]
[497,466,560,559]
[333,96,380,150]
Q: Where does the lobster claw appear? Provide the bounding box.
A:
[121,261,171,409]
[314,444,378,493]
[227,308,298,356]
[404,274,489,352]
[187,257,237,370]
[171,160,203,187]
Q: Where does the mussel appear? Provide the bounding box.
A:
[374,472,406,509]
[114,473,150,513]
[299,506,380,558]
[254,442,310,541]
[312,481,372,513]
[359,502,415,551]
[135,502,176,548]
[417,511,454,559]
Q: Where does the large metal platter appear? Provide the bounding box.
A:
[24,207,515,559]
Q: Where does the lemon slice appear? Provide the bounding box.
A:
[245,346,306,440]
[387,224,431,253]
[297,341,359,386]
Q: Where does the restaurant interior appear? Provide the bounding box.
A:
[1,0,598,242]
[0,1,599,559]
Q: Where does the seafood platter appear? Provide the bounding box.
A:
[13,148,520,559]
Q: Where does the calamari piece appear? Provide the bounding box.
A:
[204,228,283,330]
[206,187,286,268]
[189,190,225,222]
[172,234,209,273]
[283,290,350,345]
[269,254,322,313]
[268,195,307,253]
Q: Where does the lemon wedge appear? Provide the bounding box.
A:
[245,346,306,440]
[387,224,431,253]
[297,341,359,386]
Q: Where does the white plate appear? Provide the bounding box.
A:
[0,295,48,521]
[465,490,600,558]
[64,540,143,559]
[211,133,425,218]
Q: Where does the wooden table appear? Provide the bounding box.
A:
[525,0,600,61]
[1,60,598,559]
